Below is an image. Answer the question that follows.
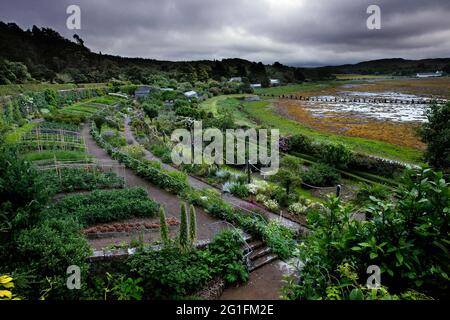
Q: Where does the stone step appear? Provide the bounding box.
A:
[249,246,272,261]
[245,240,264,253]
[248,254,278,272]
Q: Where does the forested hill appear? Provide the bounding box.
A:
[0,22,307,85]
[1,21,449,85]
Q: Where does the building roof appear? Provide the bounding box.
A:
[135,86,151,96]
[184,90,198,98]
[229,77,242,82]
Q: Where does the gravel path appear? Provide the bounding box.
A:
[81,124,224,249]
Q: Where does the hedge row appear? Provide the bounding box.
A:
[285,134,406,178]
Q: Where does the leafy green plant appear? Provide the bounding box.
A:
[284,168,449,300]
[43,188,159,227]
[207,230,249,284]
[262,220,295,260]
[127,246,212,299]
[302,163,340,187]
[41,167,125,194]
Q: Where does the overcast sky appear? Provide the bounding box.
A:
[1,0,449,66]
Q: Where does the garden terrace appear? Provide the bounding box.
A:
[16,128,86,153]
[43,187,160,227]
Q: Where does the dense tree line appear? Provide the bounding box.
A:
[0,22,308,85]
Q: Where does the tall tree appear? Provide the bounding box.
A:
[189,205,197,243]
[419,102,450,171]
[179,203,189,249]
[159,206,169,244]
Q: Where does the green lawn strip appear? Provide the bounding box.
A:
[216,98,256,127]
[200,94,253,115]
[254,82,338,96]
[241,99,422,164]
[21,150,93,162]
[89,95,125,105]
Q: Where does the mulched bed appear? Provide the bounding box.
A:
[84,217,179,235]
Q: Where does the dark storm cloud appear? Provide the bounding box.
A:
[0,0,449,66]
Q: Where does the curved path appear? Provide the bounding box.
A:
[81,124,223,248]
[124,117,306,234]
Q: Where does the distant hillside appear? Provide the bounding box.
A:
[314,58,450,76]
[0,21,449,85]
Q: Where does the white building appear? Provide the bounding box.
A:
[416,71,443,78]
[250,83,262,89]
[270,79,280,86]
[184,91,199,99]
[229,77,242,82]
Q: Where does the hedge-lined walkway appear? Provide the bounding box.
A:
[81,124,224,249]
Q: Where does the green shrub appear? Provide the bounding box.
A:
[317,143,352,168]
[284,168,450,300]
[355,183,391,205]
[302,163,340,187]
[262,221,296,260]
[127,246,212,299]
[230,183,250,198]
[15,218,91,299]
[207,230,249,283]
[149,141,172,164]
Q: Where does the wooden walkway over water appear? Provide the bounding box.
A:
[260,93,447,105]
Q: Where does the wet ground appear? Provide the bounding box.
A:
[220,260,296,300]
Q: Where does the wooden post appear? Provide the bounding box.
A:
[336,185,342,198]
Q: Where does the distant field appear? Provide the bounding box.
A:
[254,82,337,96]
[334,74,391,80]
[0,83,107,96]
[228,98,422,164]
[339,77,450,99]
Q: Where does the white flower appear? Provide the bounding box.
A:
[263,199,279,212]
[222,181,238,193]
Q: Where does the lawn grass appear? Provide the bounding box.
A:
[201,94,253,115]
[21,150,93,162]
[238,99,422,164]
[216,98,256,127]
[89,95,125,105]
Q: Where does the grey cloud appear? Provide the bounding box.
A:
[0,0,449,66]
